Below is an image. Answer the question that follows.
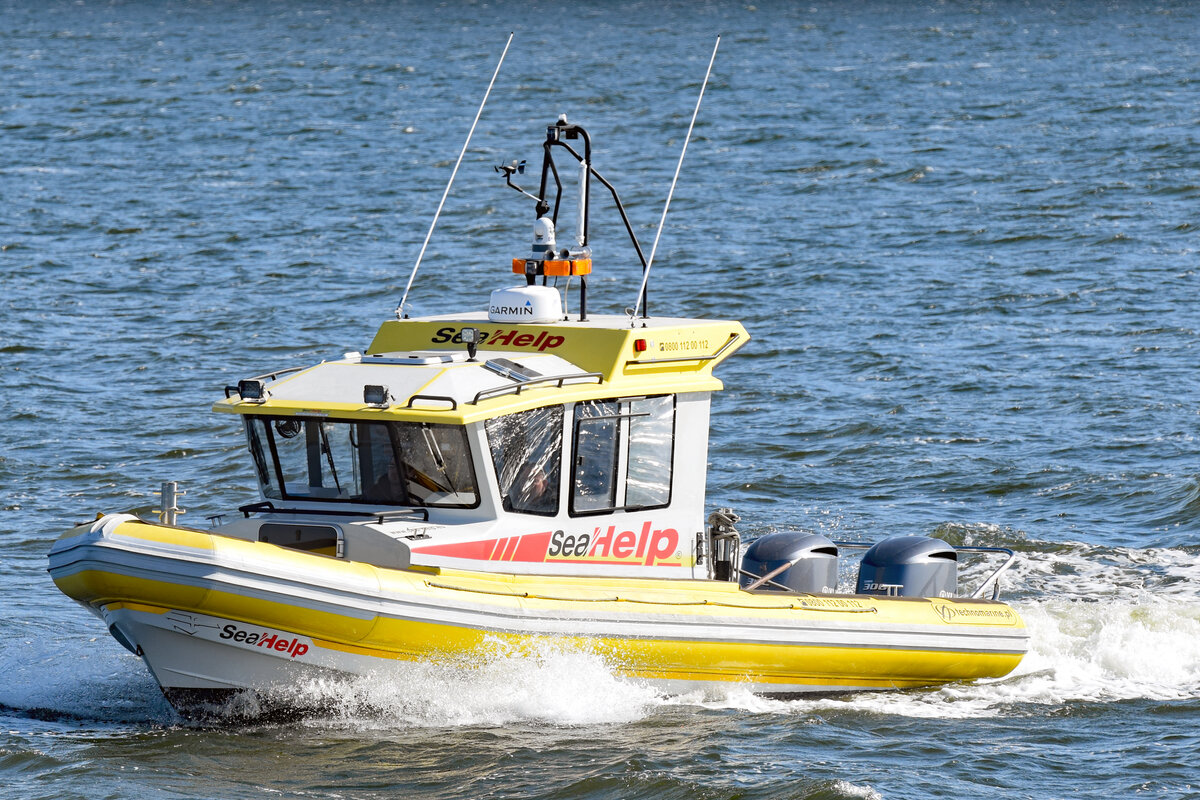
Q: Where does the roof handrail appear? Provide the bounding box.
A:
[223,365,307,399]
[471,372,603,405]
[405,394,458,411]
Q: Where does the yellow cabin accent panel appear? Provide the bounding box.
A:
[366,316,749,383]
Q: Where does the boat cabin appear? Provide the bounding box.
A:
[212,311,748,579]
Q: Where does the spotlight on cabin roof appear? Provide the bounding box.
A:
[363,384,392,409]
[237,379,268,403]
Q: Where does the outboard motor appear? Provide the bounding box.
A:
[856,535,957,598]
[740,532,838,593]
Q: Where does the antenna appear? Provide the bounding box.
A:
[395,32,515,319]
[630,35,720,323]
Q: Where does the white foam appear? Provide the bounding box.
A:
[830,781,884,800]
[659,685,796,714]
[1004,541,1200,702]
[293,638,661,729]
[1010,593,1200,703]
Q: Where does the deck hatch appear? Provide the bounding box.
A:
[483,357,543,381]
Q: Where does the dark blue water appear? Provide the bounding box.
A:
[3,1,1199,798]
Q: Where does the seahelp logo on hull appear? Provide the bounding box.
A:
[549,521,682,566]
[411,520,687,568]
[220,623,311,658]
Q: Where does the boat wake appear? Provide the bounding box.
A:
[712,533,1200,720]
[0,632,175,727]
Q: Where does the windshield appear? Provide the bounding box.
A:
[244,416,479,508]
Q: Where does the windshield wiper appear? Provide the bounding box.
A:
[317,423,342,493]
[421,425,456,492]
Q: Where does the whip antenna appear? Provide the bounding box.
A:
[395,32,514,319]
[630,35,719,322]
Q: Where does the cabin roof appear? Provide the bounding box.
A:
[213,313,749,424]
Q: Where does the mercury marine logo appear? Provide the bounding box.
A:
[431,326,564,351]
[220,623,309,658]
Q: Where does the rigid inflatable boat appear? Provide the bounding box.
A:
[49,116,1027,717]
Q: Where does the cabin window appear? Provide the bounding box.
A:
[572,401,620,513]
[485,405,563,516]
[625,395,675,508]
[242,417,479,508]
[570,395,675,516]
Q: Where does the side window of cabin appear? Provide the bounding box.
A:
[485,405,563,516]
[625,395,675,508]
[570,396,675,516]
[572,401,620,513]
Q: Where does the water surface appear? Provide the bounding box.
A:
[2,1,1199,798]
